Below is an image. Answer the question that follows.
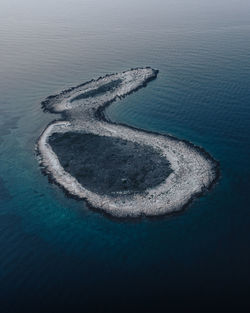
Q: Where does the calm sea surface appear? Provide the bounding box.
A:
[0,0,250,312]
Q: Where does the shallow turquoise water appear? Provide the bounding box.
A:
[0,1,250,312]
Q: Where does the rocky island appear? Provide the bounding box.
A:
[37,67,219,217]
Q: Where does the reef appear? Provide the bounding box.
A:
[37,67,219,217]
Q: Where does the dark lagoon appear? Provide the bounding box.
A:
[48,132,172,196]
[0,0,250,312]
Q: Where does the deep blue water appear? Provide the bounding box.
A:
[0,0,250,312]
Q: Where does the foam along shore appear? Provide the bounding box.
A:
[37,67,219,217]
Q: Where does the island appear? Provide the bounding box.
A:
[37,67,219,217]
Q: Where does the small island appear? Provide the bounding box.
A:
[37,68,219,217]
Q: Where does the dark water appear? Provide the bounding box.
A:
[0,0,250,312]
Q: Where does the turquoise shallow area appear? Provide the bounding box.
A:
[0,0,250,312]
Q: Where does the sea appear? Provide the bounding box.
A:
[0,0,250,312]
